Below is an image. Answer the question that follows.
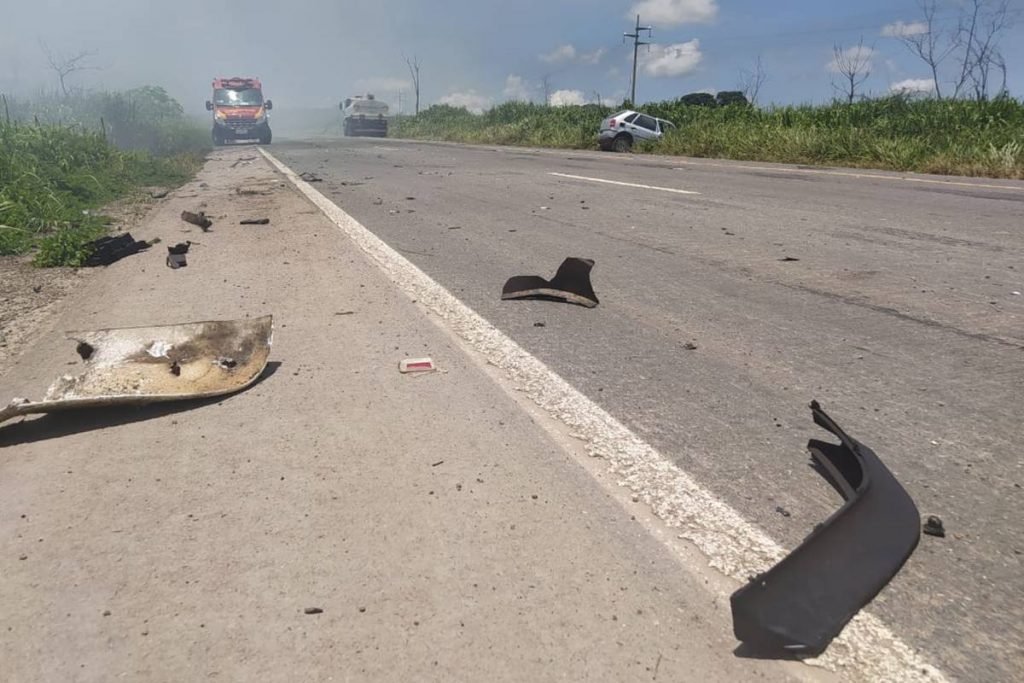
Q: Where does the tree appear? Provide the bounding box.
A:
[39,40,97,98]
[404,54,421,115]
[738,55,767,105]
[830,37,873,104]
[541,75,553,106]
[680,92,716,107]
[896,0,955,98]
[716,91,749,107]
[895,0,1016,100]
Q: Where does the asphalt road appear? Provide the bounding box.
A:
[271,138,1024,682]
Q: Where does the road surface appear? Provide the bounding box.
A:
[268,137,1024,683]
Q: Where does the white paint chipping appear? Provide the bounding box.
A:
[147,341,173,358]
[262,148,947,683]
[548,171,701,195]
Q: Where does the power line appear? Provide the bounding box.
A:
[624,14,653,106]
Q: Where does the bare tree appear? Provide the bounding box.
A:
[39,40,97,98]
[831,37,873,104]
[738,55,768,105]
[541,75,553,106]
[898,0,955,98]
[404,54,421,115]
[957,0,1013,100]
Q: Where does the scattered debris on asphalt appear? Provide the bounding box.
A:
[779,257,801,262]
[82,233,151,267]
[335,311,355,316]
[399,358,436,374]
[923,515,946,538]
[447,226,461,230]
[299,172,323,183]
[303,607,324,615]
[683,342,698,351]
[240,218,270,225]
[0,316,274,426]
[236,187,271,196]
[502,257,599,308]
[730,401,920,656]
[230,156,258,168]
[775,505,792,518]
[181,210,212,232]
[431,460,445,467]
[534,322,546,328]
[405,196,416,201]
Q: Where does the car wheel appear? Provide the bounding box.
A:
[612,134,633,153]
[212,130,223,146]
[259,132,272,145]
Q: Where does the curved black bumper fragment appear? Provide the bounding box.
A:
[730,401,921,656]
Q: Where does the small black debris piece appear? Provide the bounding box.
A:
[779,256,800,262]
[730,401,921,656]
[240,218,270,225]
[502,257,599,308]
[76,342,95,361]
[775,506,792,518]
[83,233,151,267]
[181,211,212,231]
[923,515,946,538]
[304,607,324,615]
[170,361,182,376]
[299,172,323,183]
[167,242,191,255]
[683,342,698,351]
[534,322,546,328]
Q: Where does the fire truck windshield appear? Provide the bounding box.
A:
[213,88,263,107]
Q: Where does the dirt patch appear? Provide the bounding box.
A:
[0,195,161,379]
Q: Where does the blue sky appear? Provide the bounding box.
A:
[1,0,1021,112]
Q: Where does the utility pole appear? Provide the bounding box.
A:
[624,14,653,106]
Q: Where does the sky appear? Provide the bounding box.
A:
[1,0,1022,115]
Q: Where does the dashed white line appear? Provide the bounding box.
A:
[261,147,947,683]
[548,171,701,195]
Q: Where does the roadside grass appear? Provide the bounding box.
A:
[1,87,208,266]
[393,97,1024,179]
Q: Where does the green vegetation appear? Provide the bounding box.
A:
[394,96,1024,179]
[1,86,207,266]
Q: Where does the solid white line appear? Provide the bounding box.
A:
[673,160,1024,192]
[548,171,701,195]
[260,148,946,683]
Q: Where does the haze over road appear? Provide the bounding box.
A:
[272,138,1024,682]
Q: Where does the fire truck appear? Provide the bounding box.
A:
[205,77,273,145]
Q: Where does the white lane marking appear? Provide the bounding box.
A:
[548,171,701,195]
[261,148,946,683]
[673,160,1024,192]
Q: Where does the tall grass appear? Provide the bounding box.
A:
[0,86,208,266]
[394,96,1024,179]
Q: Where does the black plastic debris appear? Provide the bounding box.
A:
[82,233,151,267]
[502,257,599,308]
[730,401,920,656]
[166,242,190,269]
[181,210,212,231]
[299,172,323,183]
[779,257,800,262]
[923,515,946,538]
[240,218,270,225]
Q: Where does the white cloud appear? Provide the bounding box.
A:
[438,90,492,114]
[503,75,533,101]
[827,45,875,73]
[540,44,606,66]
[540,44,577,64]
[579,47,607,65]
[881,21,928,38]
[353,77,412,94]
[641,40,703,77]
[549,89,586,106]
[628,0,718,27]
[890,78,936,94]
